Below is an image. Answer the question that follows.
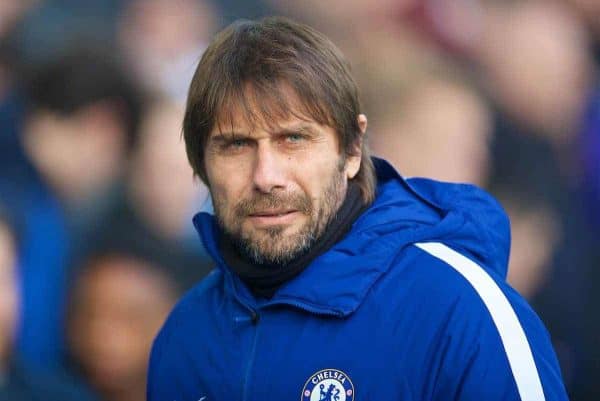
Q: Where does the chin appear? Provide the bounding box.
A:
[246,231,311,264]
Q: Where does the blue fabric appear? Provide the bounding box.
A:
[147,158,568,401]
[0,179,70,371]
[0,356,97,401]
[14,184,69,370]
[0,92,70,371]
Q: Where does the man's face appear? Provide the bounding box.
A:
[69,258,176,393]
[204,101,361,266]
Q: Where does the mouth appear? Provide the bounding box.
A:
[247,210,301,226]
[249,210,297,217]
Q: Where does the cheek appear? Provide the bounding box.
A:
[206,160,251,210]
[207,176,246,223]
[298,157,342,198]
[208,185,229,213]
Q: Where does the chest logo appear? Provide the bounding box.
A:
[301,369,354,401]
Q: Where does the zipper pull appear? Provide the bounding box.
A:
[233,309,260,325]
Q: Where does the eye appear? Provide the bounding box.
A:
[284,133,306,143]
[223,138,250,150]
[212,137,253,155]
[230,138,249,148]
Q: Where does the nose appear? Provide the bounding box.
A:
[252,143,287,193]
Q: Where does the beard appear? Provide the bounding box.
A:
[214,163,347,266]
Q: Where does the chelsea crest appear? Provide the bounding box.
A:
[301,369,355,401]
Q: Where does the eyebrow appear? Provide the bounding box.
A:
[210,123,320,141]
[208,132,249,143]
[274,123,319,136]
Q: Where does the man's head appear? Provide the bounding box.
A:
[23,48,142,205]
[68,251,178,398]
[183,17,376,265]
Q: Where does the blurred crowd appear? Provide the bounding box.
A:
[0,0,598,400]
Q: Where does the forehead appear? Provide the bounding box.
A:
[76,257,174,303]
[210,83,333,137]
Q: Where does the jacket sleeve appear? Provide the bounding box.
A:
[416,243,569,401]
[429,278,569,400]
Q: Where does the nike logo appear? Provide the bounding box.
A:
[199,397,207,401]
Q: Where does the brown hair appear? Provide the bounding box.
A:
[183,16,376,203]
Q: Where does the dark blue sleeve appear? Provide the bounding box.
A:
[430,282,569,401]
[413,243,569,401]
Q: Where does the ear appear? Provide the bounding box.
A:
[345,114,368,179]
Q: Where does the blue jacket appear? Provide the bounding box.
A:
[148,158,568,401]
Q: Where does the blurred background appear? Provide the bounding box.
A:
[0,0,598,400]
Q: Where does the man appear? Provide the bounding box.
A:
[148,17,569,400]
[12,47,142,370]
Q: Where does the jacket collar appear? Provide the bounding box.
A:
[193,157,508,317]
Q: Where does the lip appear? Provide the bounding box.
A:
[247,210,300,226]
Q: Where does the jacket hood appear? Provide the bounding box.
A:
[193,157,511,316]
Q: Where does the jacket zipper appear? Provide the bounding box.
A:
[241,308,260,401]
